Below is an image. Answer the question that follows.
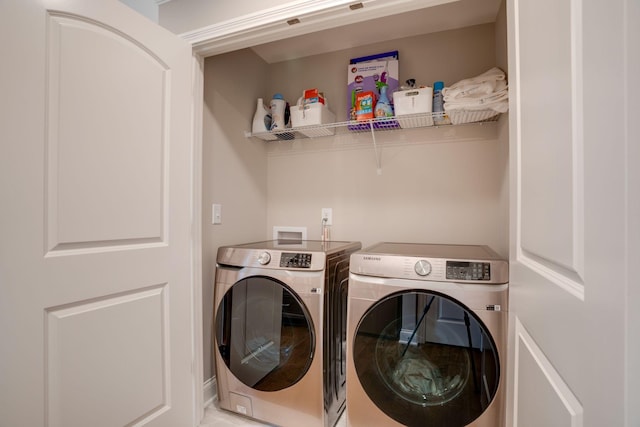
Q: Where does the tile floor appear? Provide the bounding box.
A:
[200,400,347,427]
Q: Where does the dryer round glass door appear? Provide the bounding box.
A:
[353,290,499,427]
[215,276,315,391]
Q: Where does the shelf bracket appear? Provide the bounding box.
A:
[369,121,382,175]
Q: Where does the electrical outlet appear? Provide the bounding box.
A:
[321,208,333,225]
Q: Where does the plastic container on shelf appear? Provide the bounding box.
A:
[393,86,434,128]
[290,96,336,137]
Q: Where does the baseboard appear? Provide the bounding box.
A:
[203,377,217,408]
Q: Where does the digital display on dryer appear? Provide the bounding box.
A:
[280,253,312,268]
[446,261,490,281]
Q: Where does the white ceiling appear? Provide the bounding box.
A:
[250,0,503,64]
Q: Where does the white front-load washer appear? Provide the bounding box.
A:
[346,242,508,427]
[214,240,361,427]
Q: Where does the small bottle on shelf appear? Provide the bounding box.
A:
[432,81,451,125]
[374,82,394,118]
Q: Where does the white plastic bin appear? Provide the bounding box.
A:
[290,98,336,137]
[393,87,434,128]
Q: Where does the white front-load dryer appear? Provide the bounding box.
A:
[347,242,508,427]
[214,240,360,427]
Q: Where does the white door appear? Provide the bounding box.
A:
[507,0,637,426]
[0,1,196,426]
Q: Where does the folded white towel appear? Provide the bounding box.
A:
[442,67,507,100]
[444,80,507,102]
[444,87,509,110]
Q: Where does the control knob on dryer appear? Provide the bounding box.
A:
[414,259,432,276]
[257,251,271,265]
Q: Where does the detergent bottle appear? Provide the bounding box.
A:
[269,93,290,131]
[374,81,394,118]
[252,98,272,134]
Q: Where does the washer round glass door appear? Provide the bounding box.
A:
[215,276,315,392]
[353,290,499,427]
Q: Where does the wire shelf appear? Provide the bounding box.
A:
[248,110,501,141]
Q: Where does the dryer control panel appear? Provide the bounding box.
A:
[280,252,313,268]
[446,261,491,281]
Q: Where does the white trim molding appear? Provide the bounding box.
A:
[190,52,206,425]
[180,0,456,57]
[203,377,217,408]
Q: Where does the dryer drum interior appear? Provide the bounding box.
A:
[215,276,315,392]
[353,290,499,427]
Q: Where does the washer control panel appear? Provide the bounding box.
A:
[446,261,491,281]
[350,243,509,284]
[280,252,312,268]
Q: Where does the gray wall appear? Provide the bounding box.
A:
[202,49,270,380]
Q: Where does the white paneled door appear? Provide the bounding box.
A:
[507,0,635,426]
[0,1,195,426]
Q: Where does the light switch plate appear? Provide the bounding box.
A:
[212,204,222,224]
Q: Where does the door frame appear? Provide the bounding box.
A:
[190,52,205,420]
